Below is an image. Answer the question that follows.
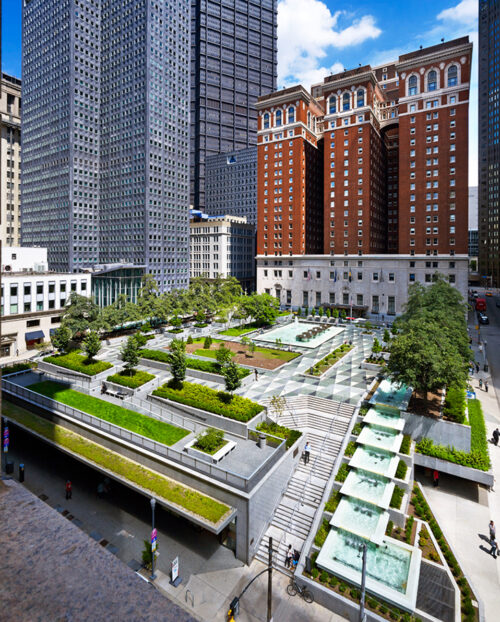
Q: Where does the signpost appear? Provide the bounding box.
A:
[3,425,9,453]
[170,556,181,587]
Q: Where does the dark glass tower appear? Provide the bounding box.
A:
[21,0,190,291]
[479,0,500,285]
[190,0,277,210]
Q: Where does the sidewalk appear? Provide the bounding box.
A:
[415,337,500,622]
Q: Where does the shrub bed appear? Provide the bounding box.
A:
[255,421,301,449]
[306,344,353,376]
[152,381,263,422]
[416,399,490,471]
[219,322,263,337]
[335,463,349,483]
[167,328,184,334]
[395,459,408,480]
[390,485,404,509]
[325,489,342,513]
[43,351,112,376]
[443,384,466,423]
[1,362,32,376]
[106,370,155,389]
[314,518,330,547]
[193,428,226,455]
[28,381,188,446]
[399,435,411,455]
[2,400,229,524]
[344,441,357,457]
[352,423,362,436]
[140,349,250,378]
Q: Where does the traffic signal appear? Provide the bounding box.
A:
[227,596,240,620]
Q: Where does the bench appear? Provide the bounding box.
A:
[104,388,127,400]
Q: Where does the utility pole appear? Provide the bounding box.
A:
[359,543,367,622]
[267,536,273,622]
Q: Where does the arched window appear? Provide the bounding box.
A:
[263,113,270,129]
[276,110,282,126]
[427,70,437,92]
[408,75,418,96]
[447,65,458,87]
[329,96,336,114]
[342,93,350,111]
[288,106,295,123]
[357,89,365,108]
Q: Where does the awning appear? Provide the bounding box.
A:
[25,330,45,341]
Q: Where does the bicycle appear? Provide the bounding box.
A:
[286,578,314,603]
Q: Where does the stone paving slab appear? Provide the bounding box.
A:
[0,479,197,622]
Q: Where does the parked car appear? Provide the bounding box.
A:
[496,299,500,308]
[479,313,489,325]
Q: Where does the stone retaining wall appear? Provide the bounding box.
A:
[401,411,471,452]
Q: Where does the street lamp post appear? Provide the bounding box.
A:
[150,497,157,581]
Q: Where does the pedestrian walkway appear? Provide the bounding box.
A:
[254,398,356,573]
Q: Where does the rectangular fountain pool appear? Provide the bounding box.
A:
[316,528,421,611]
[370,379,413,411]
[357,425,403,453]
[255,321,344,349]
[349,446,400,478]
[330,497,388,543]
[340,468,395,509]
[363,407,405,431]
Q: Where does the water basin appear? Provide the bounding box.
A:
[370,379,413,411]
[330,497,388,543]
[255,321,344,349]
[340,468,395,509]
[357,425,403,453]
[363,407,405,431]
[349,446,399,478]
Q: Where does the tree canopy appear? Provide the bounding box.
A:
[238,292,280,326]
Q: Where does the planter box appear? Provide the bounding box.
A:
[302,346,357,380]
[37,360,115,385]
[184,437,236,464]
[139,357,254,387]
[101,379,135,397]
[400,410,471,452]
[360,361,385,372]
[413,452,494,487]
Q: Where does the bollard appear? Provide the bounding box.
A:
[19,463,25,483]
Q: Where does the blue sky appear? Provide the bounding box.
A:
[1,0,478,183]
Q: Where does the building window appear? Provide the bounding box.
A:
[372,295,379,313]
[408,75,418,96]
[263,113,270,129]
[447,65,458,87]
[329,96,336,114]
[388,273,395,282]
[276,110,282,126]
[329,292,335,304]
[288,106,295,123]
[427,70,437,91]
[356,294,363,306]
[342,93,350,111]
[357,89,365,108]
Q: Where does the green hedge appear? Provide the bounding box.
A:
[443,384,466,424]
[325,490,342,513]
[399,435,411,455]
[140,349,250,378]
[2,400,229,524]
[390,485,404,509]
[306,344,353,376]
[255,421,301,449]
[395,459,408,480]
[219,322,262,337]
[152,381,263,422]
[314,518,330,547]
[106,370,155,389]
[416,399,490,471]
[44,351,112,376]
[28,381,188,446]
[344,441,356,457]
[335,463,349,482]
[1,363,32,376]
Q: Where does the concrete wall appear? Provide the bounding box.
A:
[414,453,494,487]
[37,360,115,389]
[401,411,471,452]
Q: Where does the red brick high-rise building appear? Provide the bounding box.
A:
[256,38,472,316]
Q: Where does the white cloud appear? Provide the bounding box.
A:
[437,0,477,25]
[277,0,381,89]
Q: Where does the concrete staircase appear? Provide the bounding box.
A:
[255,397,356,573]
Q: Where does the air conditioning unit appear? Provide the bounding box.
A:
[34,263,47,272]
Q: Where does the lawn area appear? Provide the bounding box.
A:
[44,351,112,376]
[187,339,299,370]
[106,369,155,389]
[152,381,263,422]
[2,400,230,525]
[28,381,189,446]
[140,348,250,378]
[306,344,353,376]
[218,322,263,337]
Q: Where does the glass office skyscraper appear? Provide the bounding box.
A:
[21,0,190,291]
[479,0,500,285]
[190,0,277,210]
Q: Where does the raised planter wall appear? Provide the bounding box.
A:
[414,452,494,487]
[146,393,267,439]
[139,357,254,388]
[400,411,471,452]
[101,380,135,397]
[37,360,116,387]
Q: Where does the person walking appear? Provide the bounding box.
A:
[493,429,500,446]
[476,362,480,373]
[489,521,496,541]
[490,538,498,559]
[284,544,293,569]
[304,442,311,465]
[254,368,258,382]
[433,470,439,487]
[479,378,483,389]
[65,479,72,500]
[485,381,489,393]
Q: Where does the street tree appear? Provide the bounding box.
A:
[83,331,102,361]
[216,343,233,368]
[239,292,280,327]
[168,338,186,387]
[222,362,242,395]
[61,293,100,338]
[51,326,71,354]
[120,335,141,373]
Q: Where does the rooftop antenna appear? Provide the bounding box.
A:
[419,45,423,49]
[441,38,445,42]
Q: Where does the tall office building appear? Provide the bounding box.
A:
[190,0,277,210]
[21,0,190,291]
[479,0,500,286]
[256,38,472,315]
[1,73,22,247]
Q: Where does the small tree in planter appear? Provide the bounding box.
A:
[383,328,391,343]
[364,320,372,330]
[270,395,286,422]
[141,540,153,570]
[170,315,182,329]
[304,307,309,317]
[186,335,194,344]
[248,340,256,357]
[168,338,186,387]
[51,326,71,354]
[216,343,232,368]
[203,335,212,349]
[311,307,316,317]
[340,309,347,321]
[120,335,141,374]
[194,427,225,454]
[372,337,382,354]
[332,308,339,319]
[318,307,324,317]
[326,308,331,319]
[222,361,242,395]
[83,331,101,361]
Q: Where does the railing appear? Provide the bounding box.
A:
[2,377,285,494]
